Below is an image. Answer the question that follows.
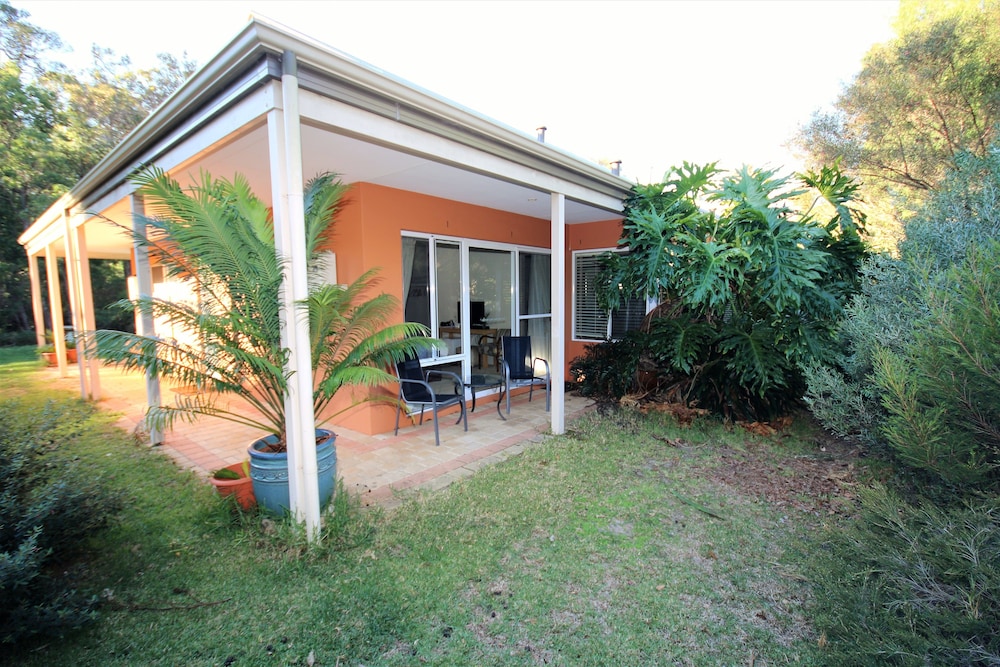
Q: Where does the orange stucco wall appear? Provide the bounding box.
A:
[128,178,624,436]
[564,219,625,376]
[321,183,567,435]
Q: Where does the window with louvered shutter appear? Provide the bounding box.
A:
[610,296,646,338]
[573,252,607,340]
[573,250,646,341]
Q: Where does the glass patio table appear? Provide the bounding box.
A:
[466,372,505,419]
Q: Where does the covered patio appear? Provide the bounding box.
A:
[19,14,629,531]
[41,363,593,508]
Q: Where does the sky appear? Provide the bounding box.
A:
[16,0,899,184]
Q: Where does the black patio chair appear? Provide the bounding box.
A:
[394,357,467,446]
[500,335,550,415]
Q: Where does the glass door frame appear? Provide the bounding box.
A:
[401,231,551,384]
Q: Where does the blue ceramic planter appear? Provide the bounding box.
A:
[247,429,337,516]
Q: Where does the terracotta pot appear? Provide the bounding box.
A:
[41,352,58,367]
[66,348,77,364]
[209,462,256,510]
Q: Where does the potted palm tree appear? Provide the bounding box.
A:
[88,168,435,515]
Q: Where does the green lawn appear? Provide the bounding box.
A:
[3,346,839,665]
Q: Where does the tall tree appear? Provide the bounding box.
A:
[0,3,73,332]
[0,0,60,75]
[53,46,196,160]
[0,1,196,339]
[796,0,1000,230]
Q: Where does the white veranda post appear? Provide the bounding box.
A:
[267,50,321,539]
[550,192,566,435]
[131,193,163,445]
[44,243,67,377]
[70,212,101,400]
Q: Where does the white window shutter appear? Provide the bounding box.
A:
[573,253,610,340]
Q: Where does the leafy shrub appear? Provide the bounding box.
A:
[873,239,1000,497]
[597,162,867,419]
[807,145,1000,664]
[803,253,918,444]
[806,147,1000,448]
[0,400,123,643]
[570,331,646,404]
[0,330,37,347]
[812,486,1000,665]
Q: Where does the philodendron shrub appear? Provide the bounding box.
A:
[572,162,867,419]
[0,400,123,644]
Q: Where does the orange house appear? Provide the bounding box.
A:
[18,16,635,446]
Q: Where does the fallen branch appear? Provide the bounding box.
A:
[104,590,232,612]
[669,490,728,521]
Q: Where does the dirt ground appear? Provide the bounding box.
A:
[707,431,861,517]
[639,401,864,518]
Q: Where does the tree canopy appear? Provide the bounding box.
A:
[0,1,196,338]
[795,0,1000,230]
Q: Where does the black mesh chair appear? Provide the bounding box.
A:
[500,336,550,415]
[394,357,467,446]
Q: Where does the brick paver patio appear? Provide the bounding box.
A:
[44,365,592,508]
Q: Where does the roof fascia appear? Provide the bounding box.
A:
[22,15,631,249]
[248,16,630,202]
[20,20,278,248]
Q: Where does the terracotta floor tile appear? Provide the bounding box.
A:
[43,365,593,506]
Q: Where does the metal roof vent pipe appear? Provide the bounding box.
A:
[611,160,622,176]
[536,126,547,142]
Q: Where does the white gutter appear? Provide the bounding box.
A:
[269,52,321,538]
[246,16,628,199]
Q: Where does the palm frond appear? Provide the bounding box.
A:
[303,173,350,258]
[88,167,419,450]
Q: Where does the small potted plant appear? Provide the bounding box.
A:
[209,461,255,510]
[37,330,76,365]
[89,168,436,517]
[37,343,58,366]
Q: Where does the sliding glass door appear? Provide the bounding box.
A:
[401,237,462,363]
[468,247,512,373]
[518,251,551,364]
[401,234,549,381]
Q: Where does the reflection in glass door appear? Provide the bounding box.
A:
[469,248,512,373]
[519,251,551,364]
[434,241,462,360]
[400,238,465,366]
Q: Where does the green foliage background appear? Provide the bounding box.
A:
[806,147,1000,484]
[0,1,196,340]
[805,145,1000,664]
